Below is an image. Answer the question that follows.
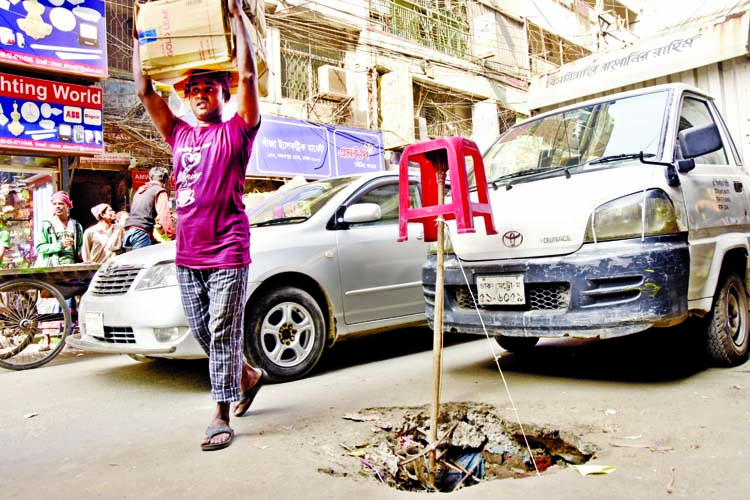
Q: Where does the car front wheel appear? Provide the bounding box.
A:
[703,271,750,366]
[244,286,326,382]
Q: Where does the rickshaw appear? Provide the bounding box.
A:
[0,263,99,370]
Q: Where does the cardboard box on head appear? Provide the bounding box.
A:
[135,0,269,97]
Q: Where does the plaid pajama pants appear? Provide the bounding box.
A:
[176,265,249,403]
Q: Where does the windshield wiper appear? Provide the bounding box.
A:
[489,165,574,190]
[250,216,308,227]
[587,153,655,165]
[489,167,545,185]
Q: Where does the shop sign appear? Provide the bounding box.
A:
[0,72,102,155]
[247,116,384,179]
[0,0,107,78]
[132,170,176,191]
[131,170,149,189]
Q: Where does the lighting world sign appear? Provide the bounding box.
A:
[0,72,103,155]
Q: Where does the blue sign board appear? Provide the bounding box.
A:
[248,116,385,179]
[0,0,107,78]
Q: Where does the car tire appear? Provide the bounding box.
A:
[703,271,750,366]
[244,286,326,383]
[494,335,539,353]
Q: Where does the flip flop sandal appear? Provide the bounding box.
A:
[201,425,235,452]
[234,368,267,417]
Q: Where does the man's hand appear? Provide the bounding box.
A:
[61,236,74,249]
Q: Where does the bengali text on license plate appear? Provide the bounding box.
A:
[477,275,525,305]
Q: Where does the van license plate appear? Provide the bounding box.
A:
[85,312,104,337]
[477,275,525,305]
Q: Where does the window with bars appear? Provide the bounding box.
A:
[106,0,134,75]
[413,83,474,140]
[280,40,345,101]
[369,0,470,59]
[527,22,591,72]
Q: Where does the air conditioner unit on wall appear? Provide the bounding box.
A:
[317,65,349,100]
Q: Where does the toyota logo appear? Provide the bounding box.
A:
[502,230,523,248]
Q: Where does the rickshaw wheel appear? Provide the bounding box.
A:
[0,279,72,370]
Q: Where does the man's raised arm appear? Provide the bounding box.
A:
[132,37,176,140]
[228,0,261,128]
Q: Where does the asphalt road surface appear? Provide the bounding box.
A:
[2,325,748,499]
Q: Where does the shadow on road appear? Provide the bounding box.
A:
[96,356,212,393]
[312,326,471,377]
[474,322,711,383]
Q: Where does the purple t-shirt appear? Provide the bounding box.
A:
[167,114,259,269]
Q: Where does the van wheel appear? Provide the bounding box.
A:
[703,272,750,366]
[243,286,326,383]
[494,335,539,353]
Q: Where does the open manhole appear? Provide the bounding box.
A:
[328,401,594,493]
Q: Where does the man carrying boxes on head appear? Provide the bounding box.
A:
[133,0,266,452]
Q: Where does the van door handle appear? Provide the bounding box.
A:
[735,181,743,192]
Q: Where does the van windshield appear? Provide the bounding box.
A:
[482,90,670,184]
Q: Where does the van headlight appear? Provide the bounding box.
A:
[135,262,178,290]
[584,189,680,243]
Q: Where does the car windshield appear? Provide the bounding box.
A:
[246,176,356,226]
[481,90,670,184]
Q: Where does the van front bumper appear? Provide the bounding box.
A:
[423,234,690,339]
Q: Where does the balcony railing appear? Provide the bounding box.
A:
[372,1,470,59]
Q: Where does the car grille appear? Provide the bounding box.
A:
[452,283,570,311]
[92,326,135,344]
[89,265,143,296]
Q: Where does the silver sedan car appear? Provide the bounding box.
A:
[68,172,427,382]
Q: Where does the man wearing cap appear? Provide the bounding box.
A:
[82,203,123,264]
[134,0,264,452]
[35,191,83,267]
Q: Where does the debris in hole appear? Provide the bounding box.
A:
[339,402,595,492]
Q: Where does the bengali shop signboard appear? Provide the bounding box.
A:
[248,116,385,179]
[0,72,103,155]
[0,0,107,78]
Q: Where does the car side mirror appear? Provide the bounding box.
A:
[677,158,696,173]
[343,203,382,224]
[678,123,722,159]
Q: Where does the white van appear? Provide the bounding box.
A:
[424,83,749,366]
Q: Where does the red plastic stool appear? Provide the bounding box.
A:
[398,137,496,242]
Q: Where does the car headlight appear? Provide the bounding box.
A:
[135,262,178,291]
[584,189,680,243]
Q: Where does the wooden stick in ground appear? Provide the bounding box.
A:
[398,421,459,467]
[429,162,448,481]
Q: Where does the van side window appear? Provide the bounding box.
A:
[677,97,728,165]
[353,182,420,225]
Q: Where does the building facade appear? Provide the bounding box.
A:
[103,0,639,178]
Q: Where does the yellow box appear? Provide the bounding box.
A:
[135,0,235,79]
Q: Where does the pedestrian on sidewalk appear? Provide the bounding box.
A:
[123,167,175,251]
[82,203,123,263]
[35,191,82,267]
[132,0,266,451]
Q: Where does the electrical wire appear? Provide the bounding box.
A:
[439,225,542,477]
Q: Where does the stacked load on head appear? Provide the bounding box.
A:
[135,0,269,97]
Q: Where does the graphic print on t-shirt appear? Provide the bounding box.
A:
[175,143,210,208]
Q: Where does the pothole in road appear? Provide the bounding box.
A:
[329,401,594,493]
